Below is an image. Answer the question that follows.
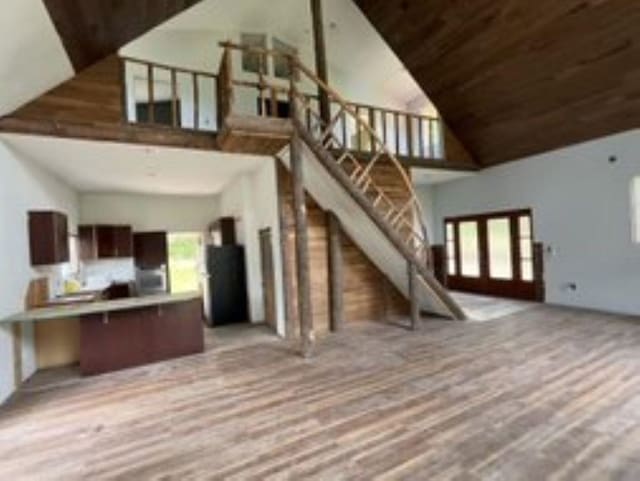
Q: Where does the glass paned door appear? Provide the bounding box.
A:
[487,218,514,280]
[444,209,540,301]
[459,221,481,278]
[519,215,534,281]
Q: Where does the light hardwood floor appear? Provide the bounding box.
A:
[2,306,640,480]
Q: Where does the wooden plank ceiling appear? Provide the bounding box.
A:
[354,0,640,166]
[43,0,203,72]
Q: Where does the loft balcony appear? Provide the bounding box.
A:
[120,44,451,165]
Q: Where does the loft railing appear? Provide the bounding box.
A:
[119,51,444,162]
[218,42,434,266]
[300,96,443,160]
[215,44,444,161]
[120,57,219,132]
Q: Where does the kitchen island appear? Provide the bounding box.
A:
[2,292,204,375]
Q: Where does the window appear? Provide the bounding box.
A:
[518,215,534,281]
[487,218,513,280]
[445,222,457,275]
[241,33,267,74]
[632,177,640,244]
[459,221,481,278]
[273,37,297,79]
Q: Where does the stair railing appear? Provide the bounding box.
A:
[218,42,433,268]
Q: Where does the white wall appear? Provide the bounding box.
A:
[218,160,286,334]
[429,130,640,316]
[0,141,79,404]
[121,0,435,116]
[415,184,436,244]
[80,193,219,233]
[0,0,73,115]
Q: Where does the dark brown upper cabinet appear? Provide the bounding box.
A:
[134,232,168,269]
[209,217,236,246]
[79,225,133,260]
[29,211,70,266]
[79,225,98,260]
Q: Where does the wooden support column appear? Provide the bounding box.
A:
[310,0,331,126]
[327,211,344,332]
[290,78,315,355]
[408,261,420,330]
[275,164,297,341]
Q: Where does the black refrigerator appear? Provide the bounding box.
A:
[206,245,249,326]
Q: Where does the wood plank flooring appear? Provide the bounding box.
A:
[2,306,640,480]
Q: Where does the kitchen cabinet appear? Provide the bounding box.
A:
[134,232,168,269]
[79,298,203,375]
[209,217,236,246]
[79,225,133,260]
[29,211,69,266]
[79,225,98,260]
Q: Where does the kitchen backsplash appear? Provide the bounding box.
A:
[82,259,136,290]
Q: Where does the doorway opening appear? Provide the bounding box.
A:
[167,233,203,294]
[444,209,543,301]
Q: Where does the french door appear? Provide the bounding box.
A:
[445,209,540,300]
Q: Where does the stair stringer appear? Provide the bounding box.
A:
[278,142,456,319]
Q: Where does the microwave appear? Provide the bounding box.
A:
[136,266,168,296]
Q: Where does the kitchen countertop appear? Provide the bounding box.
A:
[0,292,202,324]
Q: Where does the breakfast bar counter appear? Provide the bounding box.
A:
[2,292,205,376]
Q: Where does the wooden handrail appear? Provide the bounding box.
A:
[289,57,432,255]
[219,41,433,262]
[121,56,218,79]
[302,92,438,124]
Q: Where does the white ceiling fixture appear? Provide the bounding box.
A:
[0,134,265,196]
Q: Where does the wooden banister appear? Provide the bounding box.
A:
[214,39,435,265]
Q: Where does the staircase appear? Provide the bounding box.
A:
[218,43,466,321]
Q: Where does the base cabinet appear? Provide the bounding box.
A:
[79,299,204,375]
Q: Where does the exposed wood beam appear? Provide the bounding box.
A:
[310,0,331,125]
[327,211,344,332]
[0,117,219,151]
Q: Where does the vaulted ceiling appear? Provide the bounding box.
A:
[43,0,203,71]
[354,0,640,166]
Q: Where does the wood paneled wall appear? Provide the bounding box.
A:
[355,0,640,166]
[11,56,123,125]
[277,164,409,337]
[0,56,219,150]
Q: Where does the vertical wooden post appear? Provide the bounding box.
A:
[193,73,200,130]
[147,63,155,124]
[408,261,420,330]
[290,68,315,357]
[327,211,344,332]
[119,58,128,124]
[171,69,178,128]
[310,0,331,126]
